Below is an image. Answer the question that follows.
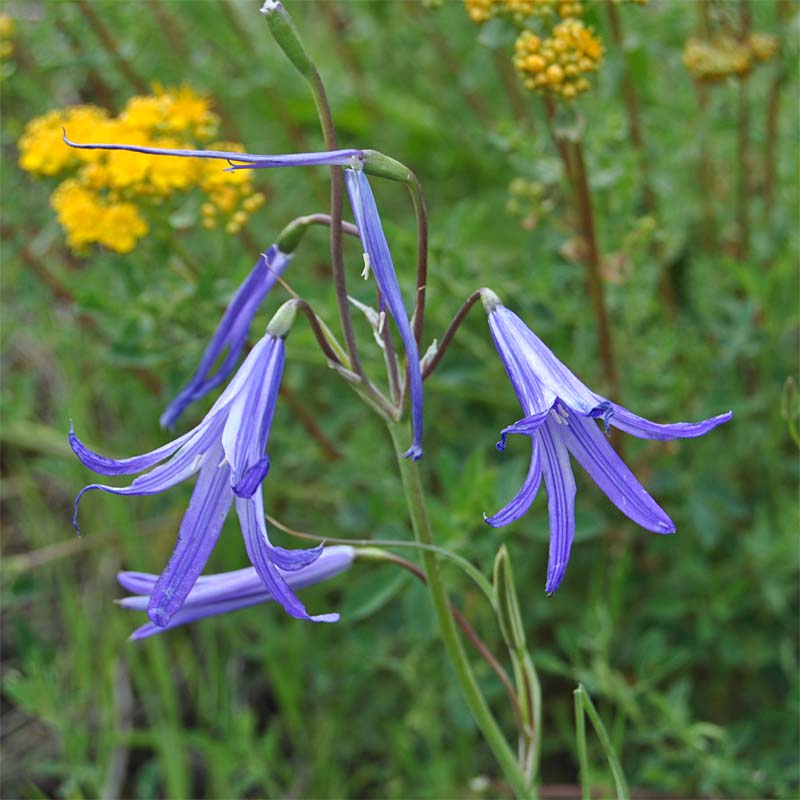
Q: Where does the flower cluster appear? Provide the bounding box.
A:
[683,32,779,83]
[18,87,265,253]
[506,176,555,231]
[513,19,603,98]
[464,0,582,25]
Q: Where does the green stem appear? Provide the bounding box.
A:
[387,421,530,799]
[573,688,590,800]
[575,684,630,800]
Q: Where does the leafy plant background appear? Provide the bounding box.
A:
[1,1,797,798]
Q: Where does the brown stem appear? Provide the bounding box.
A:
[735,0,752,260]
[76,0,149,94]
[763,0,790,224]
[569,141,620,404]
[146,0,188,59]
[293,299,344,366]
[542,96,576,186]
[492,50,536,130]
[422,289,481,380]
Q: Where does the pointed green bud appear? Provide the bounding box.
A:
[276,216,311,254]
[480,287,502,315]
[493,545,526,654]
[362,150,415,184]
[266,298,300,339]
[261,1,317,80]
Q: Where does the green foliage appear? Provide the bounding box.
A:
[1,1,797,798]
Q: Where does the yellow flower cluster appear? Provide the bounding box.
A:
[506,176,554,230]
[514,19,603,98]
[18,87,265,254]
[465,0,582,25]
[0,13,13,61]
[683,32,779,82]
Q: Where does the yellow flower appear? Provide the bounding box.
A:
[98,203,149,253]
[157,84,219,138]
[464,0,499,23]
[748,32,779,63]
[147,137,199,194]
[682,35,752,82]
[18,106,112,176]
[120,94,166,134]
[514,18,603,98]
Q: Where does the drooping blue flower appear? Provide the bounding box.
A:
[344,167,423,460]
[117,545,355,640]
[481,291,732,594]
[71,315,337,626]
[161,244,291,428]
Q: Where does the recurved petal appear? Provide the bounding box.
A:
[485,439,543,527]
[609,405,733,441]
[559,410,676,534]
[64,133,363,167]
[236,495,338,622]
[147,447,234,627]
[72,418,223,533]
[540,423,577,594]
[69,421,198,476]
[496,408,551,451]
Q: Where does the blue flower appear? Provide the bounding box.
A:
[117,546,355,640]
[71,317,337,626]
[482,292,732,594]
[161,244,291,428]
[344,167,423,460]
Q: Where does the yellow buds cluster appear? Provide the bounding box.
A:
[0,13,14,60]
[683,32,778,82]
[514,19,603,98]
[465,0,582,24]
[19,87,265,254]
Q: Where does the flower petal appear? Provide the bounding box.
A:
[72,417,223,533]
[609,405,733,441]
[345,169,423,460]
[64,133,363,167]
[221,335,284,491]
[236,493,337,623]
[496,408,551,451]
[558,410,676,534]
[161,246,292,428]
[485,439,542,527]
[539,423,577,594]
[69,420,198,476]
[147,446,234,627]
[232,455,271,498]
[491,306,609,419]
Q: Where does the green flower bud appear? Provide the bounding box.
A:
[493,545,526,654]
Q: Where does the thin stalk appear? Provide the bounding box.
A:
[575,685,630,800]
[306,71,364,379]
[422,289,481,380]
[75,0,149,93]
[387,421,530,799]
[363,549,525,737]
[763,0,789,223]
[377,289,403,404]
[569,141,620,403]
[695,1,717,252]
[573,688,591,800]
[408,174,429,348]
[492,50,536,130]
[735,0,752,260]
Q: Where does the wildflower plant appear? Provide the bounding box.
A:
[46,2,736,798]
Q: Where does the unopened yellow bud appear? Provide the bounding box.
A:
[546,64,564,84]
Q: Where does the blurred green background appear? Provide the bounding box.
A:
[1,1,798,798]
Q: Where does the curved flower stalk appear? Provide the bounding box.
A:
[118,546,355,640]
[481,289,732,594]
[161,244,291,428]
[344,168,423,460]
[71,303,338,627]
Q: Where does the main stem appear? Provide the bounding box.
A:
[387,422,530,799]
